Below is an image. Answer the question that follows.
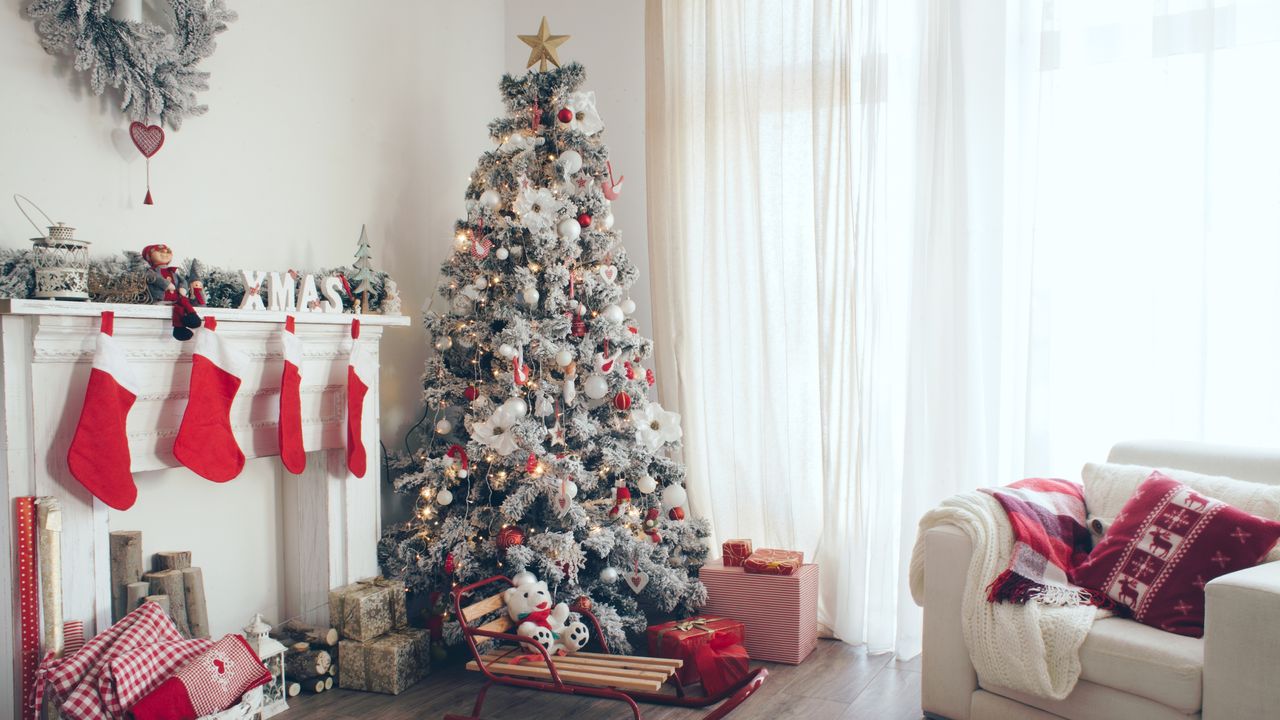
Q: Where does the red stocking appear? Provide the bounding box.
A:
[174,317,248,482]
[278,317,306,474]
[346,320,374,478]
[68,312,141,510]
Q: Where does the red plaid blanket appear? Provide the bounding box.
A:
[35,602,212,720]
[980,478,1110,607]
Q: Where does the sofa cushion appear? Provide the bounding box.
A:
[1074,472,1280,637]
[1077,616,1203,714]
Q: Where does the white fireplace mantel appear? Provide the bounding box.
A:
[0,299,409,715]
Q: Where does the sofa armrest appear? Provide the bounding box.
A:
[921,525,978,720]
[1203,559,1280,720]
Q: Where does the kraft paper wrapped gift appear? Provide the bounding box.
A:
[328,577,408,642]
[699,560,819,664]
[337,628,429,695]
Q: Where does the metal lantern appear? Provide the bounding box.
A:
[243,614,289,718]
[15,196,91,301]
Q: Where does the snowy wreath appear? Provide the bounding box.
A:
[27,0,236,129]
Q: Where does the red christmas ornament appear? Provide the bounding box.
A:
[526,452,538,473]
[463,385,479,401]
[643,507,662,543]
[628,326,638,334]
[570,595,593,613]
[497,525,526,549]
[571,313,587,337]
[557,107,574,124]
[129,121,164,205]
[613,392,632,411]
[624,361,637,380]
[668,506,686,521]
[646,368,656,386]
[577,213,592,227]
[444,553,456,575]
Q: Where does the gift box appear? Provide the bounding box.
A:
[700,560,818,664]
[328,577,408,642]
[743,548,804,576]
[337,628,429,695]
[693,633,750,696]
[721,539,753,568]
[646,615,745,687]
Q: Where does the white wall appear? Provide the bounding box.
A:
[503,2,652,335]
[0,0,503,637]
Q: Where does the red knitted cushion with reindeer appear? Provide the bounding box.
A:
[1073,471,1280,637]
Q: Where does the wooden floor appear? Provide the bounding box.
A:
[285,639,924,719]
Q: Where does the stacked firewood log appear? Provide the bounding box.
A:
[273,619,340,695]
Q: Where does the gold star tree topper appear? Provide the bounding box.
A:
[518,16,570,72]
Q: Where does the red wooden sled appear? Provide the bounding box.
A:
[444,575,767,720]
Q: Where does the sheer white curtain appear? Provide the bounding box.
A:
[646,0,1000,655]
[646,0,1280,657]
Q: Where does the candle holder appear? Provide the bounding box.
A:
[15,196,91,301]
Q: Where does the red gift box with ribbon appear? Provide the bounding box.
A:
[721,539,753,567]
[743,548,804,576]
[693,632,751,696]
[645,615,745,687]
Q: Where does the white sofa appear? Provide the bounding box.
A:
[920,440,1280,720]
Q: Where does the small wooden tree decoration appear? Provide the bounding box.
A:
[351,225,375,313]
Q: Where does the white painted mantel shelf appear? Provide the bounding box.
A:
[0,299,409,714]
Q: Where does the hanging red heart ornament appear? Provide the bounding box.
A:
[129,121,165,205]
[129,122,165,157]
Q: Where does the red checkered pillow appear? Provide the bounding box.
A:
[128,634,271,720]
[1073,471,1280,637]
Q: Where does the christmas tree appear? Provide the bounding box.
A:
[379,28,709,652]
[351,225,375,312]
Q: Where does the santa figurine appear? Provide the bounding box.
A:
[142,244,203,340]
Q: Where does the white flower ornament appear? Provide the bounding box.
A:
[564,91,604,136]
[514,185,564,235]
[632,402,683,452]
[473,411,520,456]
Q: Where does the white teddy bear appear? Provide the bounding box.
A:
[504,571,590,655]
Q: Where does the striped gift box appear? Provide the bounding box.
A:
[699,560,818,664]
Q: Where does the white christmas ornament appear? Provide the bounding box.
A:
[661,484,688,511]
[563,480,579,499]
[620,298,637,315]
[624,570,650,593]
[632,402,684,451]
[637,474,658,494]
[602,212,615,229]
[496,247,510,260]
[602,304,625,324]
[514,185,564,235]
[436,488,453,506]
[475,276,488,289]
[498,344,517,359]
[500,131,544,154]
[555,349,575,367]
[502,397,528,419]
[563,373,578,404]
[434,336,453,352]
[599,567,619,583]
[534,395,555,417]
[558,149,583,177]
[557,217,582,241]
[584,374,609,399]
[522,287,540,305]
[435,419,453,435]
[479,189,501,210]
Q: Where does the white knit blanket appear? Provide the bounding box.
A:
[909,490,1105,700]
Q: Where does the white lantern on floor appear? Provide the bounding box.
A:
[244,613,290,717]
